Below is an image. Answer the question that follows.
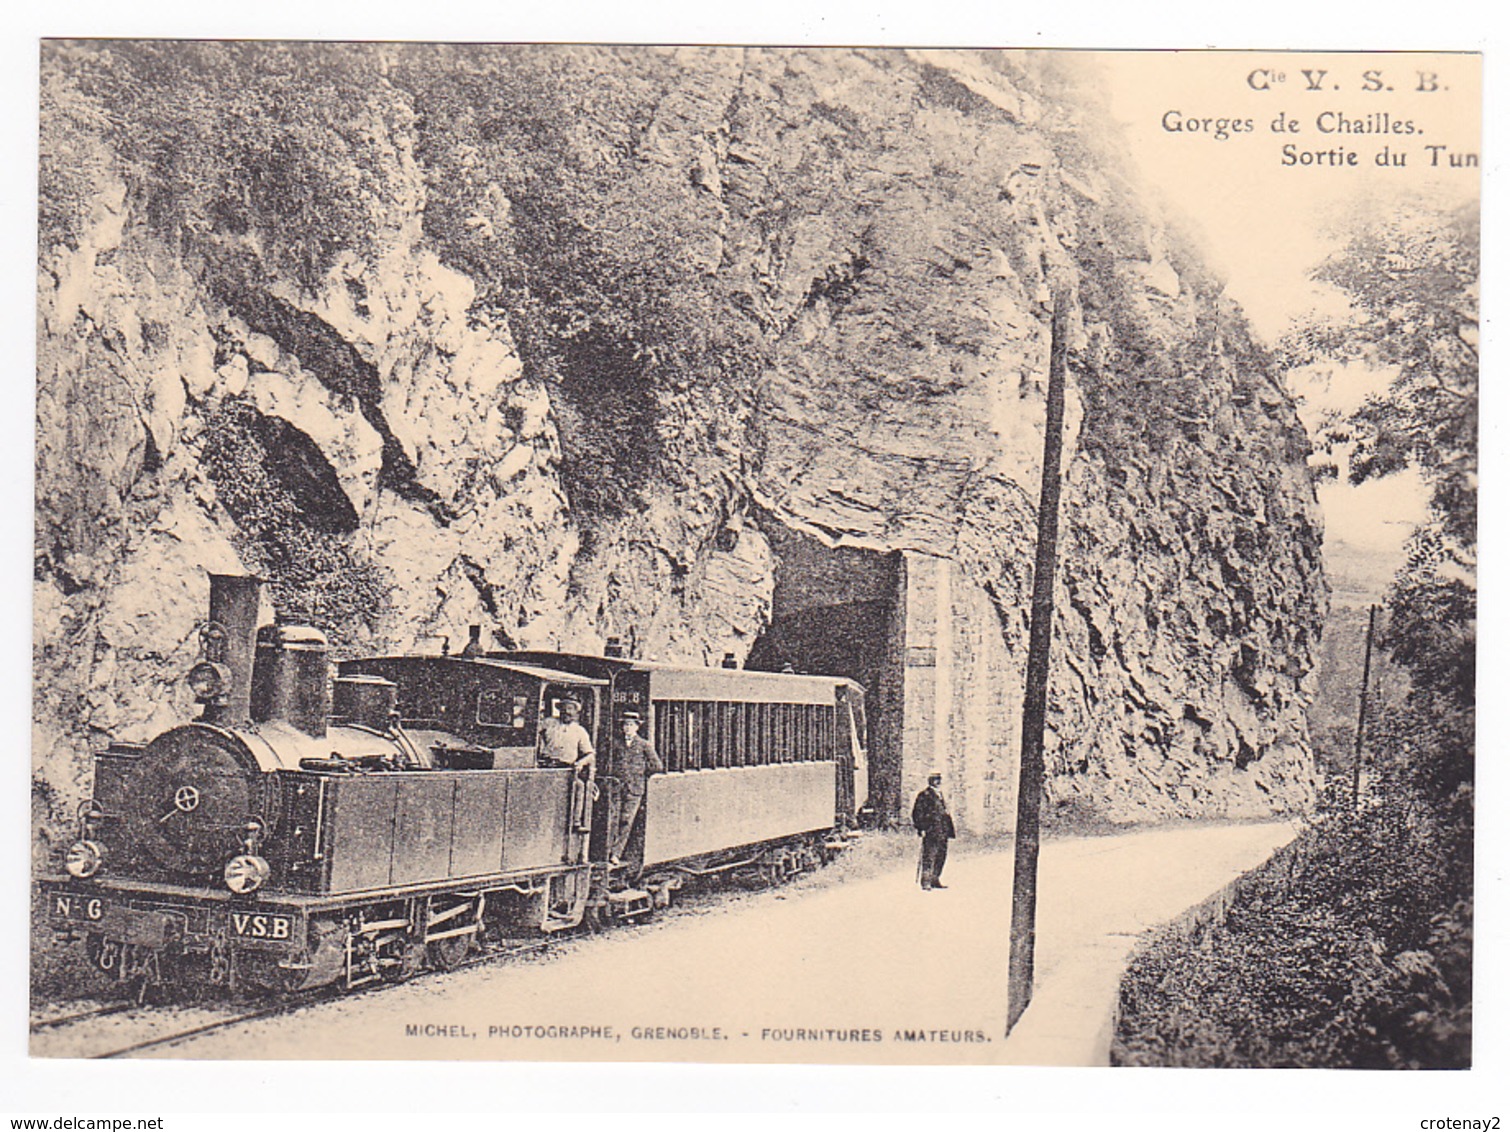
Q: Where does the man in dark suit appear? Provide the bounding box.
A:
[911,772,956,890]
[610,711,664,866]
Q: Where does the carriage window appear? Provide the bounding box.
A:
[706,703,722,768]
[654,701,684,772]
[722,703,738,768]
[714,703,725,768]
[687,703,704,770]
[846,699,866,764]
[744,703,759,766]
[682,702,693,771]
[702,704,713,768]
[727,703,740,767]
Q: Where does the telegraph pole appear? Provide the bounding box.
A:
[1351,603,1378,809]
[1007,291,1070,1034]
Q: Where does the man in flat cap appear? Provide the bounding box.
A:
[540,696,597,846]
[911,772,956,890]
[611,710,664,866]
[539,695,595,770]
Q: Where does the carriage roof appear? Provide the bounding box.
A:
[491,651,865,703]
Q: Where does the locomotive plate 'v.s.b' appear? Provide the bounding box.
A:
[41,574,869,997]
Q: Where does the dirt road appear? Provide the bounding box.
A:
[103,820,1297,1066]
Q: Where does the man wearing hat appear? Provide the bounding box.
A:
[539,696,596,770]
[911,772,956,890]
[610,710,664,866]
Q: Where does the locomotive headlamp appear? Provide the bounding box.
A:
[224,854,271,894]
[64,839,106,879]
[187,661,231,704]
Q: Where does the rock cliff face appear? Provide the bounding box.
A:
[33,44,1325,852]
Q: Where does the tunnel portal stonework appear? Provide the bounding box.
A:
[894,552,1023,838]
[751,527,1023,836]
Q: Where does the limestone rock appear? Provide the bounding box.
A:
[33,45,1327,847]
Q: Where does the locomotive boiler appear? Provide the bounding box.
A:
[40,574,868,996]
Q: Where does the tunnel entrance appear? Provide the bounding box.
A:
[746,523,905,824]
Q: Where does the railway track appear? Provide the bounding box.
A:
[33,842,863,1058]
[31,938,558,1059]
[28,1001,139,1032]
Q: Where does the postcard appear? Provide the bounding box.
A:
[30,42,1479,1072]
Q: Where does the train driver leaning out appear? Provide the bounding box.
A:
[610,710,664,866]
[539,696,596,772]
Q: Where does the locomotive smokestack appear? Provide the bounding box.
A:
[204,574,265,726]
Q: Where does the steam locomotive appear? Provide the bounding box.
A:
[40,575,870,995]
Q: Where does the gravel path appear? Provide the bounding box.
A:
[99,820,1299,1065]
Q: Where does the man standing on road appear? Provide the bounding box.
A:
[611,710,663,866]
[912,772,956,890]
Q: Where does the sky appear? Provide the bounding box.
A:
[1095,50,1480,584]
[1097,50,1481,342]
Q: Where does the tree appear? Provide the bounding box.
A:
[1283,197,1477,791]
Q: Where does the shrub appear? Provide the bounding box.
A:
[1113,757,1472,1068]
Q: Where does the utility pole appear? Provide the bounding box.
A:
[1007,291,1070,1034]
[1351,603,1378,809]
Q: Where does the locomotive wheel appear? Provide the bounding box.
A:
[241,954,312,996]
[395,941,427,982]
[426,933,473,971]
